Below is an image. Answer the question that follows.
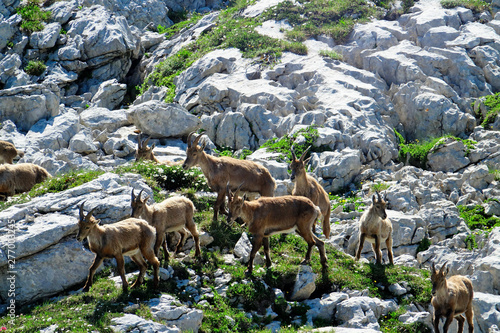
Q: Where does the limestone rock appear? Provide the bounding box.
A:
[290,265,317,301]
[128,101,200,138]
[149,294,203,333]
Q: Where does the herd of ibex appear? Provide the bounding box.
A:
[1,133,474,331]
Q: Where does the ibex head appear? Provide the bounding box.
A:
[289,145,311,182]
[135,133,156,162]
[226,182,245,223]
[130,189,150,218]
[76,202,99,241]
[431,261,449,296]
[182,132,207,170]
[371,192,387,220]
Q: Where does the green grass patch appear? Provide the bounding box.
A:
[329,193,365,212]
[474,92,500,129]
[319,49,343,61]
[263,0,387,44]
[380,308,432,333]
[24,60,47,76]
[440,0,490,13]
[458,205,500,231]
[17,0,51,33]
[262,126,320,162]
[394,129,476,169]
[370,181,391,194]
[490,168,500,181]
[30,170,105,196]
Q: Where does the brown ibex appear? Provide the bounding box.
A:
[431,262,474,333]
[0,163,50,200]
[0,140,23,164]
[130,189,201,262]
[355,192,394,265]
[182,132,276,220]
[135,133,180,166]
[76,203,160,292]
[289,146,331,238]
[227,184,327,274]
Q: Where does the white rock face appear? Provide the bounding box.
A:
[149,294,204,333]
[336,296,397,330]
[111,313,181,333]
[290,265,317,301]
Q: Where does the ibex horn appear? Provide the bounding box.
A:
[86,207,97,222]
[79,201,86,221]
[137,133,142,149]
[187,132,195,148]
[143,135,151,147]
[192,133,204,147]
[299,146,311,162]
[234,182,244,198]
[376,191,382,202]
[439,261,448,274]
[131,189,136,201]
[291,146,297,161]
[226,182,232,201]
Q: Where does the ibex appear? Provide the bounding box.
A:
[135,133,180,166]
[76,203,160,292]
[0,140,23,164]
[0,163,50,200]
[227,184,328,274]
[431,262,474,333]
[289,146,331,238]
[355,192,394,265]
[182,132,276,220]
[130,189,201,262]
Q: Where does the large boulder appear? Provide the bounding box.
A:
[128,101,200,138]
[0,84,61,132]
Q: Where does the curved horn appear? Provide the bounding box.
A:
[299,146,311,162]
[439,261,448,274]
[86,206,97,222]
[431,262,436,274]
[143,136,151,147]
[137,133,142,149]
[138,189,144,200]
[376,191,382,202]
[131,189,136,202]
[187,132,195,148]
[192,133,204,148]
[79,201,86,220]
[226,182,232,201]
[234,182,244,198]
[291,145,297,161]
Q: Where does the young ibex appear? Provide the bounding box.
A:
[135,133,180,166]
[431,262,474,333]
[0,140,23,164]
[0,163,51,200]
[182,132,276,220]
[355,192,394,265]
[289,146,331,238]
[227,184,328,274]
[130,189,201,262]
[76,203,160,292]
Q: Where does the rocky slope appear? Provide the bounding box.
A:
[1,0,500,331]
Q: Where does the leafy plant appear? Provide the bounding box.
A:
[474,92,500,129]
[29,170,104,196]
[24,60,47,76]
[380,308,432,333]
[17,0,51,33]
[262,126,320,162]
[416,237,431,254]
[458,205,500,232]
[490,168,500,181]
[370,181,391,194]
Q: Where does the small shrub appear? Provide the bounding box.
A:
[319,49,343,61]
[329,193,365,212]
[17,0,51,33]
[490,168,500,181]
[262,126,320,162]
[458,204,500,231]
[24,60,47,76]
[370,181,391,194]
[475,92,500,129]
[380,308,432,333]
[416,237,431,254]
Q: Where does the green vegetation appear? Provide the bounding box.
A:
[30,169,105,196]
[138,0,307,102]
[214,147,253,159]
[24,60,47,76]
[17,0,51,33]
[319,49,343,61]
[329,193,365,213]
[490,168,500,181]
[416,237,431,254]
[474,92,500,129]
[459,204,500,250]
[380,308,431,333]
[394,129,476,169]
[262,126,320,162]
[263,0,390,44]
[440,0,490,13]
[157,12,203,39]
[370,181,391,194]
